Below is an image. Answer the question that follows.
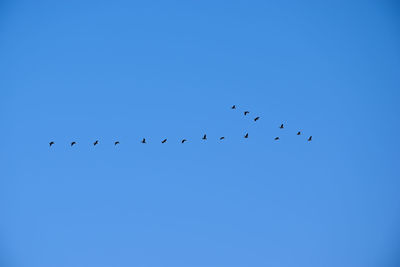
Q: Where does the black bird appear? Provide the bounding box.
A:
[254,117,260,122]
[49,141,54,147]
[244,133,249,138]
[71,141,76,146]
[114,141,120,145]
[141,138,146,144]
[231,105,236,109]
[297,131,301,135]
[93,140,99,146]
[274,137,280,140]
[244,111,249,116]
[220,137,225,140]
[308,136,312,141]
[181,139,187,143]
[161,139,167,143]
[202,134,207,140]
[280,124,284,129]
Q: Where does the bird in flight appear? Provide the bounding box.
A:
[244,111,249,116]
[141,138,146,144]
[254,117,260,122]
[49,141,54,147]
[114,141,120,145]
[220,137,225,140]
[161,139,167,143]
[297,131,301,135]
[274,137,280,140]
[280,124,284,129]
[93,140,99,146]
[308,136,312,141]
[181,139,187,143]
[202,134,207,140]
[244,133,249,138]
[71,141,76,146]
[231,105,236,109]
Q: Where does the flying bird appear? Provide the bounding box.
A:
[49,141,54,147]
[274,137,280,140]
[244,111,249,116]
[244,133,249,138]
[71,141,76,146]
[280,124,284,129]
[308,136,312,141]
[220,137,225,140]
[141,138,146,144]
[202,134,207,140]
[231,105,236,109]
[161,139,167,143]
[181,139,187,143]
[254,117,260,122]
[114,141,120,145]
[93,140,99,146]
[297,131,301,135]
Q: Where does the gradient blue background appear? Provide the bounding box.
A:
[1,1,399,266]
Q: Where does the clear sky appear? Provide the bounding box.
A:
[1,1,399,266]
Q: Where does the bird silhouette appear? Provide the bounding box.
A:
[244,111,249,116]
[93,140,99,146]
[161,139,167,143]
[114,141,120,145]
[71,141,76,146]
[280,124,284,129]
[220,137,225,140]
[297,131,301,135]
[244,133,249,138]
[274,137,280,140]
[181,139,187,143]
[202,134,207,140]
[49,141,54,147]
[308,136,312,141]
[141,138,146,144]
[231,105,236,109]
[254,117,260,121]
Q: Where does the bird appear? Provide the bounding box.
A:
[220,137,225,140]
[254,117,260,121]
[308,136,312,141]
[71,141,76,146]
[49,141,54,147]
[297,131,301,135]
[114,141,120,145]
[202,134,207,140]
[93,140,99,146]
[181,139,187,143]
[141,138,146,144]
[274,137,280,140]
[231,105,236,109]
[244,111,249,116]
[280,124,284,129]
[161,139,167,143]
[244,133,249,138]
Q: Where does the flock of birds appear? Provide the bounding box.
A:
[48,105,312,147]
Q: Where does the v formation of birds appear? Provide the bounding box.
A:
[49,105,313,147]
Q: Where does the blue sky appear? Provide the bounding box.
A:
[0,1,399,266]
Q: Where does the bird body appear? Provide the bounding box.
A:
[274,137,280,140]
[297,131,301,135]
[141,138,146,144]
[244,111,249,116]
[181,139,187,143]
[231,105,236,109]
[220,137,225,140]
[93,140,99,146]
[161,139,167,143]
[244,133,248,138]
[49,141,54,147]
[114,141,120,145]
[71,141,76,146]
[280,124,284,129]
[308,136,312,141]
[202,134,207,140]
[254,117,260,121]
